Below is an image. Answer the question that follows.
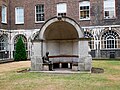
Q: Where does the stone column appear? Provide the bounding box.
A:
[31,41,43,71]
[10,33,14,59]
[78,38,92,71]
[78,40,89,57]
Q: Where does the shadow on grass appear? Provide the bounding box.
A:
[91,67,104,73]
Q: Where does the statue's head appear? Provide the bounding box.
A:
[46,52,49,56]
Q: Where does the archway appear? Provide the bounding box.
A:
[39,17,84,39]
[39,17,83,56]
[14,34,28,50]
[13,34,28,58]
[31,17,92,71]
[43,21,80,56]
[0,34,8,59]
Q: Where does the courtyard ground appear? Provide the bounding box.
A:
[0,60,120,90]
[0,61,30,73]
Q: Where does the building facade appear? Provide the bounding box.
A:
[0,0,120,60]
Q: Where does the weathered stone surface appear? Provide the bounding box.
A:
[72,65,78,71]
[31,56,43,71]
[84,55,92,71]
[43,65,49,71]
[29,10,92,72]
[85,64,92,71]
[84,55,92,64]
[78,63,85,71]
[31,63,36,71]
[79,57,85,63]
[35,63,43,71]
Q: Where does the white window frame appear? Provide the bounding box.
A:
[14,35,27,50]
[106,35,116,49]
[35,4,45,23]
[101,30,119,49]
[84,31,94,49]
[0,35,7,51]
[79,1,90,20]
[57,3,67,16]
[15,7,24,24]
[2,5,7,23]
[104,0,116,19]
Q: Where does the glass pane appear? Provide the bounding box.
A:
[80,6,89,19]
[36,5,44,21]
[57,3,67,13]
[2,6,7,23]
[16,7,24,23]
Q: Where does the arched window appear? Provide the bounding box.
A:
[101,30,119,49]
[14,34,27,50]
[84,31,94,49]
[106,35,116,48]
[0,34,8,51]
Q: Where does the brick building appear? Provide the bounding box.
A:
[0,0,120,61]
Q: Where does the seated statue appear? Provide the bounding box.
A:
[42,52,53,71]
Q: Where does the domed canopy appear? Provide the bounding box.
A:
[44,21,79,40]
[39,17,84,40]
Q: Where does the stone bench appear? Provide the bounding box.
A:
[43,63,49,71]
[49,55,79,63]
[48,55,79,70]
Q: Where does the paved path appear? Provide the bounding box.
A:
[31,68,91,74]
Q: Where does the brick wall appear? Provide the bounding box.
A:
[5,0,120,30]
[0,0,9,30]
[0,6,1,29]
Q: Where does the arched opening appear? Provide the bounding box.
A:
[41,18,81,69]
[43,21,79,57]
[44,21,79,40]
[84,31,94,49]
[14,34,28,50]
[101,30,120,58]
[13,34,28,58]
[31,17,92,71]
[101,30,119,49]
[106,36,115,48]
[0,34,8,59]
[39,17,83,39]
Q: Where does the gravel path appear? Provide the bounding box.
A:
[0,61,31,73]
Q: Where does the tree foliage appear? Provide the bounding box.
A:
[14,37,27,61]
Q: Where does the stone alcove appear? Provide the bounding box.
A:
[31,17,92,71]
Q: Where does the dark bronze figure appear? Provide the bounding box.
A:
[42,52,53,71]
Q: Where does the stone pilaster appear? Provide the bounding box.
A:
[31,41,43,71]
[77,39,92,71]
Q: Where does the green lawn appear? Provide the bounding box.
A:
[0,60,120,90]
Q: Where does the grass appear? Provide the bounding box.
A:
[0,60,120,90]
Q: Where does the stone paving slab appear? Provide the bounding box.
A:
[30,69,91,74]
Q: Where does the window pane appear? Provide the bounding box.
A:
[0,35,7,51]
[80,1,90,20]
[105,11,109,17]
[84,32,94,49]
[57,3,67,13]
[102,30,119,49]
[2,5,7,23]
[36,5,44,22]
[104,0,115,18]
[15,7,24,24]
